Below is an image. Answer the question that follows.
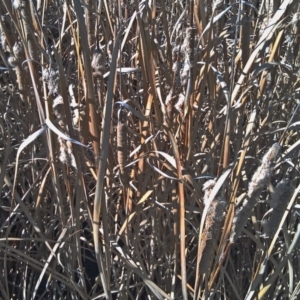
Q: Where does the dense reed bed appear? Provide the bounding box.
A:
[1,0,300,299]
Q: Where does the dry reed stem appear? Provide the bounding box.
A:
[1,0,300,298]
[74,0,100,160]
[14,0,38,61]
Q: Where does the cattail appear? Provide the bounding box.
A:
[247,144,281,199]
[263,179,295,237]
[202,179,217,206]
[230,143,281,243]
[0,15,15,51]
[199,179,227,273]
[12,42,24,64]
[53,95,77,169]
[172,60,182,92]
[59,138,77,169]
[261,142,281,165]
[117,121,128,186]
[91,49,106,77]
[172,45,184,61]
[175,93,185,113]
[180,61,190,86]
[10,42,28,103]
[0,16,8,51]
[42,67,59,96]
[182,27,192,61]
[180,28,193,87]
[53,95,66,129]
[165,89,174,107]
[165,89,175,120]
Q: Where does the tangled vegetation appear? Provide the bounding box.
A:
[1,0,300,299]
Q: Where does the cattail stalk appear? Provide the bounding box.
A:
[14,0,38,61]
[117,121,128,186]
[85,0,94,49]
[53,95,77,169]
[230,143,281,243]
[11,42,28,103]
[199,179,227,273]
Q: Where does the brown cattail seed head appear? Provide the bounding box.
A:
[200,178,226,273]
[117,121,128,186]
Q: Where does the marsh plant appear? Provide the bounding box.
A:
[1,0,300,299]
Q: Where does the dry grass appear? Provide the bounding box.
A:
[1,0,300,299]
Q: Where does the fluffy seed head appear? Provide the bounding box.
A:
[261,143,281,165]
[247,143,281,198]
[91,49,106,76]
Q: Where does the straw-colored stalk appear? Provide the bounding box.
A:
[14,0,38,61]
